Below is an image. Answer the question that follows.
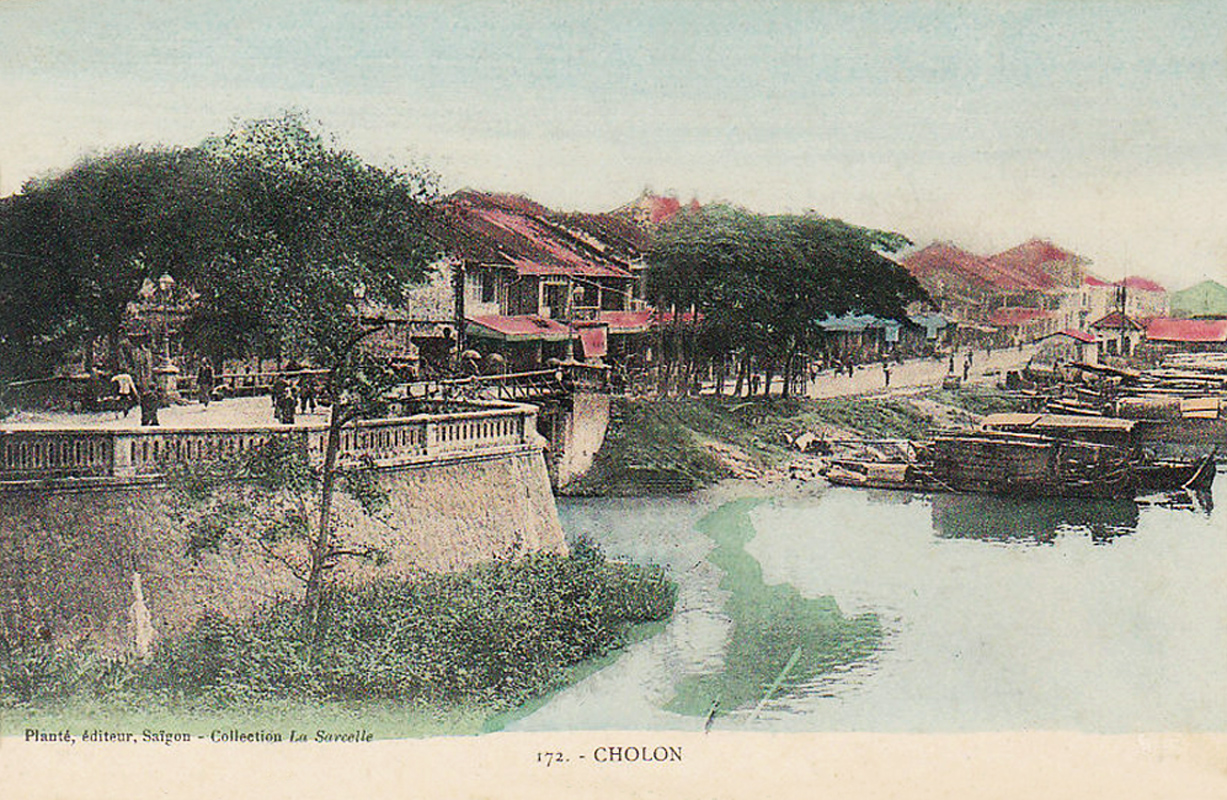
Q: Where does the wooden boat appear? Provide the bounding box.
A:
[822,431,1132,498]
[1133,453,1216,494]
[825,459,936,491]
[925,430,1134,499]
[823,425,1216,499]
[979,412,1218,494]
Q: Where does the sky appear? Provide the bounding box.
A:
[2,0,1225,289]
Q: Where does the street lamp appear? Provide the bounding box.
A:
[158,273,176,368]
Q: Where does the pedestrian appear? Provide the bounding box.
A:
[847,361,854,378]
[962,358,970,381]
[197,356,215,409]
[138,385,160,426]
[948,352,955,374]
[280,380,297,425]
[111,371,138,417]
[883,362,891,388]
[271,373,288,423]
[299,372,316,413]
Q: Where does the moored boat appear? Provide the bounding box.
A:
[821,425,1215,499]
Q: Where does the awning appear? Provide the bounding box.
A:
[578,325,608,359]
[466,314,572,342]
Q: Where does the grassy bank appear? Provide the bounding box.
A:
[920,385,1027,417]
[1,544,676,738]
[564,393,948,497]
[666,499,882,718]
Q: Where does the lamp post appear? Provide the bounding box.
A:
[152,272,180,402]
[158,272,175,368]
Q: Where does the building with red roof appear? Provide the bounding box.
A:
[902,240,1077,343]
[1088,311,1146,357]
[1144,317,1227,351]
[404,191,661,370]
[904,236,1169,345]
[987,239,1085,289]
[1033,328,1100,364]
[1078,274,1167,329]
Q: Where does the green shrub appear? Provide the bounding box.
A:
[1,545,677,713]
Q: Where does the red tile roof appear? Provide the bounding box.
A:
[985,239,1083,290]
[1089,310,1145,331]
[1082,274,1165,293]
[438,191,638,280]
[903,242,1051,292]
[597,310,655,333]
[988,307,1053,327]
[1118,276,1165,293]
[1049,328,1098,343]
[1145,317,1227,343]
[903,245,1025,295]
[466,314,572,341]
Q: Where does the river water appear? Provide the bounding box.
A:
[512,471,1227,733]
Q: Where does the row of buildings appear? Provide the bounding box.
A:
[124,190,1226,380]
[899,239,1227,361]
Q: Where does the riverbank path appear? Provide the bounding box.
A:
[696,345,1037,400]
[1,395,330,431]
[806,345,1037,399]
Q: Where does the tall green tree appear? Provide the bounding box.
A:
[648,205,926,396]
[1,113,440,629]
[196,113,440,627]
[0,147,227,378]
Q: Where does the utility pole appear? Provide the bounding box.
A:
[453,259,467,356]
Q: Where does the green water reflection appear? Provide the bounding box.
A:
[665,499,881,718]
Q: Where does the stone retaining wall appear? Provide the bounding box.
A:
[0,445,564,655]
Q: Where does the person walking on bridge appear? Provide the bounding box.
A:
[299,372,317,414]
[197,356,215,409]
[111,371,137,417]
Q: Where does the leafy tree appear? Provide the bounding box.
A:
[193,113,440,629]
[172,437,390,611]
[648,205,926,396]
[0,147,228,378]
[1,113,440,632]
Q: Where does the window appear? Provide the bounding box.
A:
[481,271,495,304]
[542,282,568,318]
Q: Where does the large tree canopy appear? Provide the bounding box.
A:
[0,114,442,625]
[647,205,927,394]
[0,113,440,381]
[190,114,439,366]
[0,146,227,377]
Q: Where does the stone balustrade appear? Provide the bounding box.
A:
[0,401,536,485]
